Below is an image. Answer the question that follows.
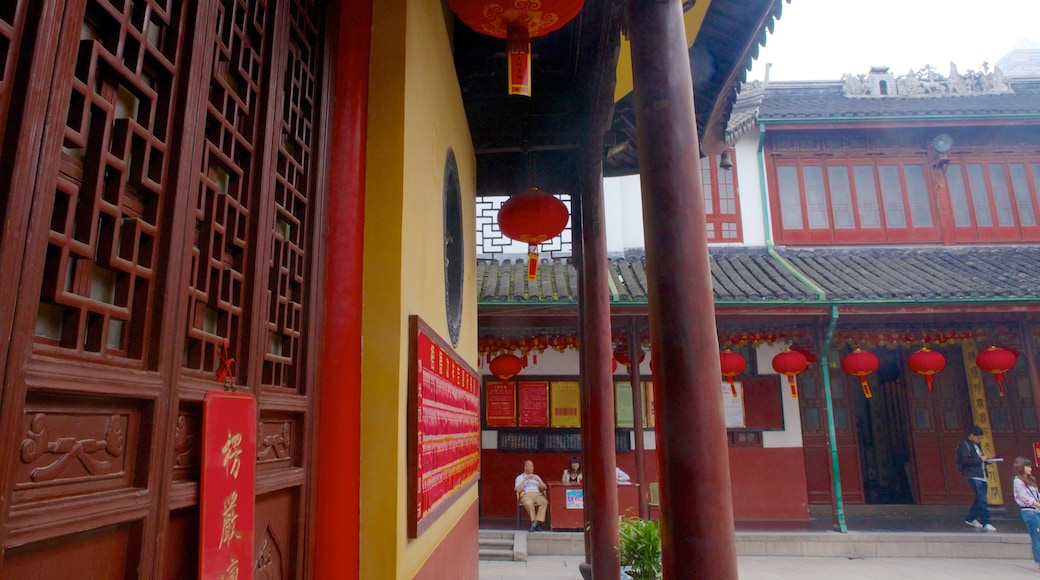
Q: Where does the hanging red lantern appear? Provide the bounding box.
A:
[906,347,946,393]
[497,187,569,280]
[791,345,818,365]
[719,350,746,397]
[611,358,618,374]
[772,349,808,398]
[613,344,646,368]
[445,0,586,96]
[488,353,524,381]
[976,346,1017,396]
[842,348,879,399]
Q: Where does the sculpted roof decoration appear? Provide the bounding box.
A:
[842,63,1013,98]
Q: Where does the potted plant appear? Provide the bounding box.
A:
[618,517,662,580]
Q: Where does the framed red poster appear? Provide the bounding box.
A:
[485,380,517,427]
[199,390,257,580]
[407,316,481,538]
[518,380,550,427]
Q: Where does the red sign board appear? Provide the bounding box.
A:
[408,316,481,537]
[518,380,549,427]
[200,391,257,580]
[485,381,517,427]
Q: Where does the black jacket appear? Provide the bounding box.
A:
[956,439,986,479]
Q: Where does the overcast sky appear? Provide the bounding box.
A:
[747,0,1040,82]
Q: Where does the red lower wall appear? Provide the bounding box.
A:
[480,446,808,521]
[414,502,479,580]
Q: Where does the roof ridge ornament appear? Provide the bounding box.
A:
[843,62,1014,97]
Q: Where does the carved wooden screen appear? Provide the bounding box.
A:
[0,0,330,577]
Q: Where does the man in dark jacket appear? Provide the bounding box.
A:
[956,426,996,531]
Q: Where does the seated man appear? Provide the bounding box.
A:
[515,459,548,532]
[616,466,632,484]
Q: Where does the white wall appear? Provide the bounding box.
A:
[755,342,805,448]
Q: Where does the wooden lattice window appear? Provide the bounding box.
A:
[34,0,181,364]
[262,0,322,391]
[183,0,270,379]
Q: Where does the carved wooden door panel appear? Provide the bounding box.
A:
[0,0,329,577]
[799,358,866,505]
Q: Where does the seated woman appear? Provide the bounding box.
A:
[562,456,583,483]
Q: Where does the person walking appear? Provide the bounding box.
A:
[1012,456,1040,570]
[956,426,996,531]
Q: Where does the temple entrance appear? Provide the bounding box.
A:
[852,349,915,504]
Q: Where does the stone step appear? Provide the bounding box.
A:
[478,548,516,561]
[479,538,514,549]
[522,530,1031,559]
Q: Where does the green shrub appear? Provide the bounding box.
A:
[617,517,662,580]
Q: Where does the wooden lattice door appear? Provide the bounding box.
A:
[0,0,330,577]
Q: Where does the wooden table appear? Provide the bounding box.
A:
[547,482,641,530]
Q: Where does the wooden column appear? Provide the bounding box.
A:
[624,0,738,577]
[578,145,621,580]
[627,320,649,519]
[315,0,371,576]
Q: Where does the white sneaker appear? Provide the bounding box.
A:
[984,524,997,532]
[965,519,983,528]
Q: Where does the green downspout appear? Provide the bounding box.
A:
[818,306,846,532]
[759,124,845,531]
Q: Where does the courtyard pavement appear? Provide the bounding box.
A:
[479,554,1040,579]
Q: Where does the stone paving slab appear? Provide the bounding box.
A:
[479,556,1040,579]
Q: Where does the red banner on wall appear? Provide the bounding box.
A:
[518,381,549,427]
[200,391,257,580]
[408,316,481,538]
[485,381,517,427]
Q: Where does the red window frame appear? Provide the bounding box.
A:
[770,154,943,245]
[702,151,743,243]
[945,154,1040,243]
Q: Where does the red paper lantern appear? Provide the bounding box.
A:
[613,344,646,368]
[976,345,1017,396]
[446,0,586,96]
[842,348,879,399]
[719,349,747,397]
[489,353,524,381]
[907,347,946,393]
[772,349,808,398]
[497,187,569,280]
[611,358,618,374]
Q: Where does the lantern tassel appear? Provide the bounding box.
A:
[506,23,532,97]
[925,375,934,393]
[860,376,873,399]
[787,375,798,398]
[727,377,737,398]
[996,374,1006,397]
[526,245,539,280]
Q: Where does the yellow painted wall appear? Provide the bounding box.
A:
[361,0,478,577]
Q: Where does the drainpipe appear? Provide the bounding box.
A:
[759,124,845,531]
[818,306,846,533]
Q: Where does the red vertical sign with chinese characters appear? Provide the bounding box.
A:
[200,391,257,580]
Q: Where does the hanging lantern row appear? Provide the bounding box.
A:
[833,328,1019,350]
[497,188,570,280]
[720,329,808,349]
[446,0,586,96]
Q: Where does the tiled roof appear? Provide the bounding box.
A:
[775,246,1040,301]
[477,247,818,305]
[478,246,1040,306]
[725,77,1040,143]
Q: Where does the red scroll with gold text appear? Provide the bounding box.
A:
[408,316,481,537]
[200,391,257,580]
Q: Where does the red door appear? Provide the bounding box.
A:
[800,362,865,504]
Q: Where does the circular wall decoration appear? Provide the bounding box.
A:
[443,149,464,347]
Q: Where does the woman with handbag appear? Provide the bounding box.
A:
[1012,456,1040,570]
